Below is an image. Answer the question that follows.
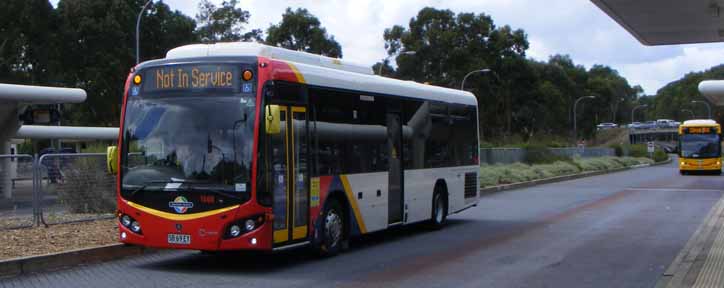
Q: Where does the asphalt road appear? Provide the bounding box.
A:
[3,160,724,288]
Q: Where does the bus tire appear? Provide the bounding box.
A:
[319,199,345,256]
[429,191,448,229]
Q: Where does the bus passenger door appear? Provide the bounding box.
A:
[387,112,404,224]
[269,105,309,245]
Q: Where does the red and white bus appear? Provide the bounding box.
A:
[111,42,479,254]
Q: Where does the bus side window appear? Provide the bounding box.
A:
[425,102,450,168]
[312,88,389,176]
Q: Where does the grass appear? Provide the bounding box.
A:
[479,157,655,187]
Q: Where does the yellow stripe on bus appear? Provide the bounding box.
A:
[286,62,306,84]
[126,201,239,221]
[340,175,367,234]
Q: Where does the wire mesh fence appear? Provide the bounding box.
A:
[0,154,37,229]
[37,153,116,225]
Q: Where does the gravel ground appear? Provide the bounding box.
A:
[0,219,118,260]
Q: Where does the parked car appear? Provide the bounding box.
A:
[656,119,676,128]
[596,122,618,130]
[629,122,643,129]
[643,121,657,129]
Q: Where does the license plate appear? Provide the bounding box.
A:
[167,234,191,245]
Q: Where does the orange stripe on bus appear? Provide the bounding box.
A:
[340,175,367,234]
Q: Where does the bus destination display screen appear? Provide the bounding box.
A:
[142,64,241,93]
[684,127,716,134]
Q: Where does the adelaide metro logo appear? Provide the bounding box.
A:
[169,196,194,214]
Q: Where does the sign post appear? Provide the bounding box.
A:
[647,141,655,158]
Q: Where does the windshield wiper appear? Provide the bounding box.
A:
[154,179,244,200]
[124,180,188,198]
[124,179,244,200]
[124,181,164,198]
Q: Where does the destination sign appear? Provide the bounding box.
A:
[143,64,241,93]
[685,127,716,134]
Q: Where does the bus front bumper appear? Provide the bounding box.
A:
[679,158,722,171]
[117,201,273,251]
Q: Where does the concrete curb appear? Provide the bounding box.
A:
[480,158,672,196]
[0,243,157,279]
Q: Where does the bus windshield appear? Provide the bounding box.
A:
[680,133,721,158]
[120,94,256,197]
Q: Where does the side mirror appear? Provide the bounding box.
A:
[107,146,118,174]
[265,105,281,134]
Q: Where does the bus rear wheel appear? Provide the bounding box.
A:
[319,200,345,256]
[429,192,447,229]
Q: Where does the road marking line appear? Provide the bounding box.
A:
[627,188,723,193]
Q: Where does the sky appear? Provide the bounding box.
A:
[53,0,724,95]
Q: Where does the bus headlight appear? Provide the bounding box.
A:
[119,214,142,235]
[245,219,255,231]
[121,215,132,227]
[224,215,264,239]
[131,221,142,233]
[229,225,242,238]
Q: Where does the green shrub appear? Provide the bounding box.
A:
[479,164,503,187]
[480,156,655,187]
[653,149,669,162]
[612,157,640,166]
[534,161,581,176]
[609,144,623,157]
[628,144,648,158]
[497,163,540,184]
[572,157,627,171]
[55,155,116,213]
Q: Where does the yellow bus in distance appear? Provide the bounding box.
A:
[678,119,722,175]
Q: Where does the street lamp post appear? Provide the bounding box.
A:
[631,104,648,123]
[136,0,153,65]
[378,51,416,76]
[573,95,596,142]
[461,69,492,91]
[612,97,624,123]
[691,100,712,119]
[681,109,695,119]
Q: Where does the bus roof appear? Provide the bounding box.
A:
[681,119,719,127]
[163,42,477,106]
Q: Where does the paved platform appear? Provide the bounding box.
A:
[658,192,724,288]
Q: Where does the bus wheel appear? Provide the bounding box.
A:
[429,192,447,229]
[319,200,345,256]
